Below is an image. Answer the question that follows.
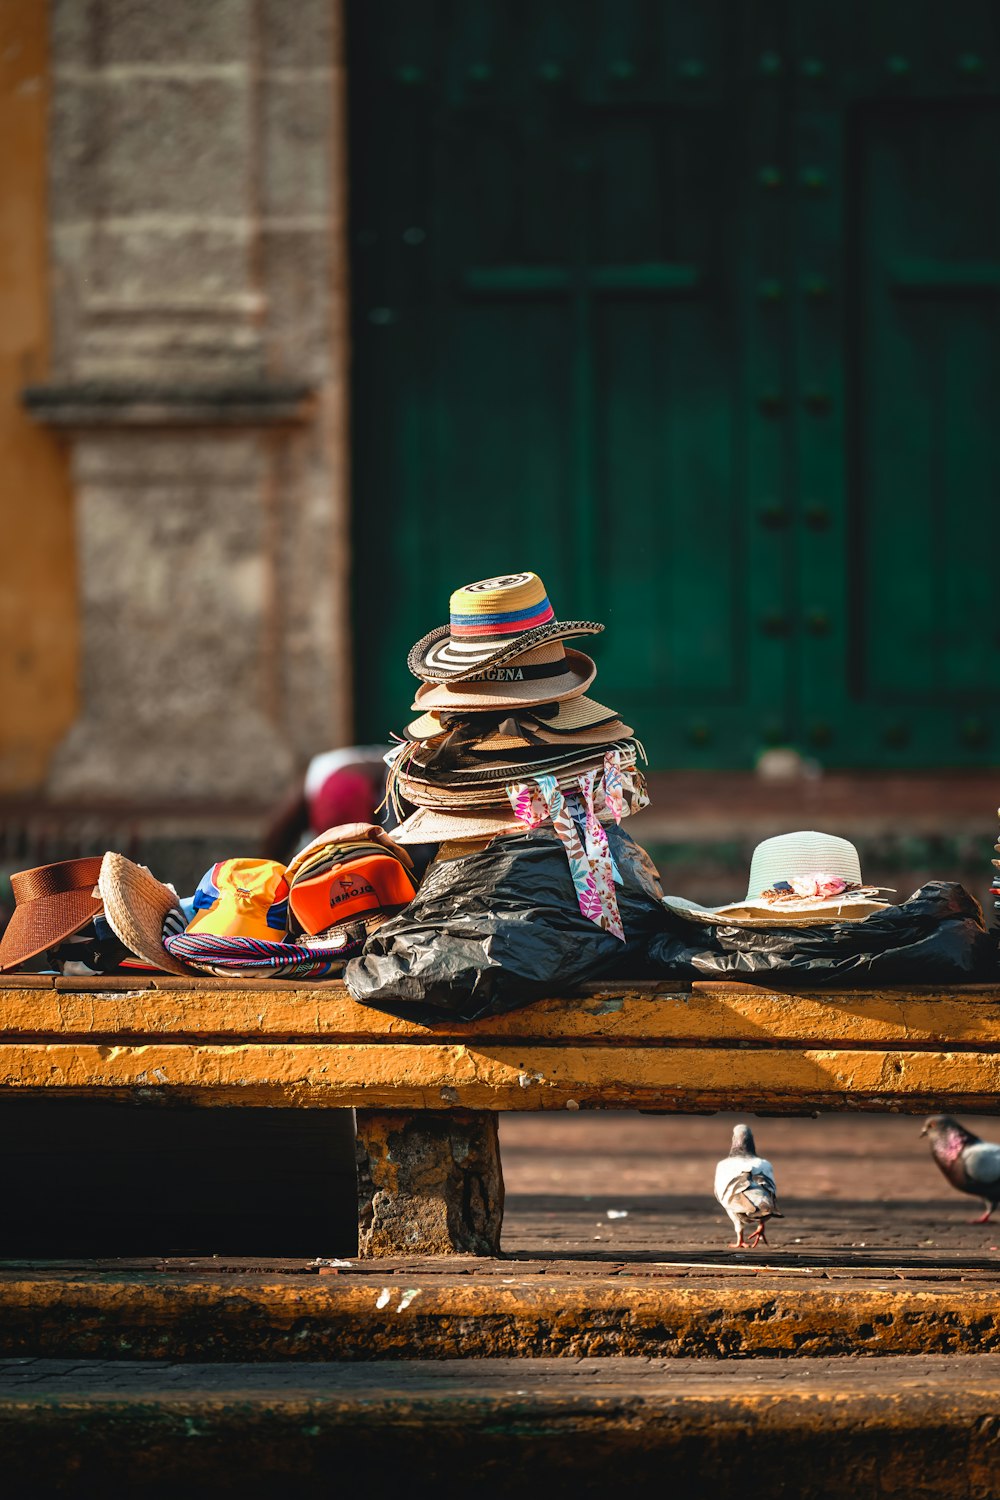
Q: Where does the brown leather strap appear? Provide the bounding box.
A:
[10,857,104,904]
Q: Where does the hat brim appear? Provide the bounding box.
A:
[412,650,596,711]
[404,711,632,750]
[391,785,643,845]
[662,894,893,928]
[98,853,193,976]
[0,890,103,972]
[409,618,604,683]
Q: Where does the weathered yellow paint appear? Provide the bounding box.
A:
[0,2,77,792]
[1,1040,1000,1111]
[3,980,1000,1045]
[3,1270,1000,1360]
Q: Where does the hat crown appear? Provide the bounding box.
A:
[187,858,289,939]
[449,572,554,637]
[745,831,863,901]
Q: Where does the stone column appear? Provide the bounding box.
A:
[30,0,352,805]
[355,1110,506,1257]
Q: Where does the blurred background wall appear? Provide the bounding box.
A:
[0,0,998,901]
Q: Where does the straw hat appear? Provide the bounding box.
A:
[408,571,603,683]
[391,767,647,845]
[412,645,596,711]
[98,852,193,975]
[662,830,892,927]
[396,741,638,808]
[390,805,526,844]
[405,695,632,748]
[0,857,105,972]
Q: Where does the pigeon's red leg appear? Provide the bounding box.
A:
[746,1223,769,1249]
[729,1226,746,1250]
[970,1204,995,1225]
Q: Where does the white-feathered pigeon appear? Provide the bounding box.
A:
[714,1123,783,1249]
[921,1114,1000,1223]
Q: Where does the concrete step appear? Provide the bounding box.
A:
[4,1259,1000,1361]
[2,1354,1000,1497]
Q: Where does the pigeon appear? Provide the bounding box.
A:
[714,1123,782,1249]
[921,1115,1000,1224]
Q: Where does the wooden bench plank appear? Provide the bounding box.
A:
[4,983,1000,1046]
[2,1041,999,1111]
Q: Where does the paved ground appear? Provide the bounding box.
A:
[498,1112,1000,1260]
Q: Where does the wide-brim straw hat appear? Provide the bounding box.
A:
[412,646,596,711]
[98,852,193,976]
[408,570,603,683]
[405,695,632,748]
[662,830,892,928]
[0,857,105,971]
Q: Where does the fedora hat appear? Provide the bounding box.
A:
[0,857,105,972]
[412,645,596,712]
[98,852,193,976]
[285,823,417,938]
[663,830,892,928]
[408,571,603,684]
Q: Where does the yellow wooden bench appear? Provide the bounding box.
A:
[2,975,999,1255]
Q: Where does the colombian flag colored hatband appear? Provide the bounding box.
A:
[407,571,603,684]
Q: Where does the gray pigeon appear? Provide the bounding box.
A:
[921,1115,1000,1223]
[714,1123,782,1249]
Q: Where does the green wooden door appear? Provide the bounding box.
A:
[348,1,1000,767]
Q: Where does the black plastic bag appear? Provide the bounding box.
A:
[646,881,994,982]
[345,826,665,1022]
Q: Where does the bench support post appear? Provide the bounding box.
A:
[354,1109,504,1257]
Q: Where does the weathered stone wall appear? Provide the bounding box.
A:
[36,0,351,804]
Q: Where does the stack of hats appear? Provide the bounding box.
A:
[389,571,649,847]
[386,571,649,939]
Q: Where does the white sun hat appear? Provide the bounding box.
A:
[663,830,892,927]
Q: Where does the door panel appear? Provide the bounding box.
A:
[349,0,1000,766]
[349,0,786,763]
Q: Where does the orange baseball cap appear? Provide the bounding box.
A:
[287,826,416,937]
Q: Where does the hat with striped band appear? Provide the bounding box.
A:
[411,644,596,711]
[408,571,603,683]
